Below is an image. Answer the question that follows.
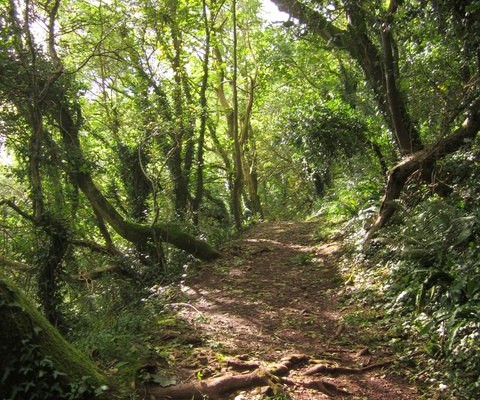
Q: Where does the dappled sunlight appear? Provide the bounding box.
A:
[176,221,341,357]
[0,0,475,396]
[168,221,418,399]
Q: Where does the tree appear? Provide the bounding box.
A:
[0,0,221,320]
[270,0,480,232]
[0,279,108,399]
[212,0,266,226]
[283,99,369,196]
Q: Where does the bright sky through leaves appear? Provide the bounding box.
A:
[261,0,289,22]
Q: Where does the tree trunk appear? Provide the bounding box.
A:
[366,102,480,240]
[232,0,244,229]
[0,279,109,400]
[36,214,70,329]
[192,0,212,226]
[52,98,221,261]
[240,78,263,219]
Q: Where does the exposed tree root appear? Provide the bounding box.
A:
[141,369,277,399]
[141,354,306,399]
[303,360,393,376]
[140,354,369,399]
[281,377,351,397]
[226,358,260,372]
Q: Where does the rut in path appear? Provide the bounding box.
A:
[168,221,418,400]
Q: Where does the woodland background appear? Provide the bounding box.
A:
[1,0,480,398]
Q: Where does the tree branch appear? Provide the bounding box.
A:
[366,100,480,240]
[71,239,124,257]
[0,199,37,223]
[271,0,348,47]
[0,255,33,273]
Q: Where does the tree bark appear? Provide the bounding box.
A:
[366,102,480,240]
[51,99,221,261]
[0,279,108,399]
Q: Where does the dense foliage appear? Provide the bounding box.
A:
[1,0,480,398]
[346,147,480,398]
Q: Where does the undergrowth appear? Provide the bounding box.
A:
[338,169,480,399]
[66,279,191,396]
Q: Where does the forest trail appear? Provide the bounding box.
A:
[152,221,418,399]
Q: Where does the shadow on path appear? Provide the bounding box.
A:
[172,221,418,400]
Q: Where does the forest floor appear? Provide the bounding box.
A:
[143,221,420,399]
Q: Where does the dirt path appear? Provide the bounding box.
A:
[159,221,418,399]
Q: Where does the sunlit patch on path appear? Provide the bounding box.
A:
[164,221,418,400]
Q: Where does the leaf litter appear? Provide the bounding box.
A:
[151,221,419,399]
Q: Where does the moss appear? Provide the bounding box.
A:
[124,220,222,260]
[0,279,107,399]
[156,317,180,327]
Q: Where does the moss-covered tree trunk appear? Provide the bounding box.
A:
[0,279,108,400]
[51,100,221,261]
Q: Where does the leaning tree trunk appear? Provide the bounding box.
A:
[365,102,480,241]
[0,279,109,400]
[49,98,221,261]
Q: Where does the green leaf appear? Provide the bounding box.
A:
[152,374,176,387]
[447,322,463,351]
[33,325,43,336]
[418,318,436,336]
[1,367,11,384]
[115,361,130,368]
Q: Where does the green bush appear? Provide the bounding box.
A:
[363,194,480,399]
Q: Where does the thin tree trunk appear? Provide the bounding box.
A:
[193,0,211,226]
[232,0,243,229]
